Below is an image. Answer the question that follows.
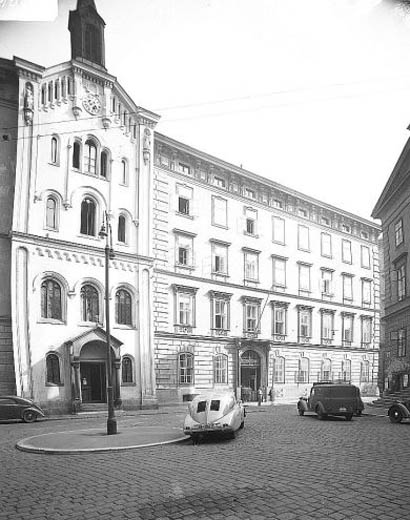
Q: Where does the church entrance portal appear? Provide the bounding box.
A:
[80,362,106,403]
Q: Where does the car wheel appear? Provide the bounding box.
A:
[345,414,353,421]
[22,410,37,423]
[389,407,403,424]
[316,407,326,420]
[298,407,305,416]
[355,410,362,417]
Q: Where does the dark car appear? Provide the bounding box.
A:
[297,382,364,421]
[0,396,45,423]
[388,400,410,423]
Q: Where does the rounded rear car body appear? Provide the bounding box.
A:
[183,393,245,438]
[0,395,45,423]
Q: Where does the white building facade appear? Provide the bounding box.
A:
[153,134,381,404]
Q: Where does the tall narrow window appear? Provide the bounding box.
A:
[321,358,332,381]
[321,269,333,297]
[360,360,370,383]
[115,289,132,326]
[298,263,311,294]
[272,217,285,244]
[361,317,372,346]
[342,274,353,303]
[321,311,334,343]
[214,354,228,384]
[397,263,406,301]
[50,136,58,164]
[121,159,128,185]
[297,306,312,341]
[212,196,227,227]
[210,291,231,334]
[242,297,261,334]
[175,233,194,267]
[273,357,285,384]
[41,84,46,104]
[41,279,62,320]
[179,353,194,384]
[46,354,61,385]
[342,240,352,264]
[361,279,372,307]
[398,329,407,357]
[80,198,96,236]
[298,357,309,383]
[395,219,404,246]
[45,197,57,230]
[121,356,133,383]
[173,285,198,332]
[342,313,354,346]
[73,140,81,169]
[272,302,288,337]
[321,233,332,258]
[61,77,66,98]
[244,208,257,236]
[177,185,192,216]
[298,225,310,251]
[272,256,287,290]
[118,215,126,243]
[100,150,108,178]
[85,139,97,174]
[80,284,99,322]
[341,359,351,382]
[211,242,228,275]
[361,246,370,268]
[244,250,259,281]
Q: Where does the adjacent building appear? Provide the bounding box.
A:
[372,133,410,394]
[0,0,381,413]
[153,134,381,404]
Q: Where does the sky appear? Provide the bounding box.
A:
[1,0,410,221]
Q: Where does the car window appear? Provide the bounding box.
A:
[0,398,15,405]
[210,400,220,411]
[197,401,207,413]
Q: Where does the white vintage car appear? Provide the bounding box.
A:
[183,393,245,442]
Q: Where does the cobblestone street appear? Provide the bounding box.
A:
[1,405,409,520]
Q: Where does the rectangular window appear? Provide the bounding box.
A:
[361,245,370,269]
[342,274,353,302]
[245,303,259,332]
[298,309,311,339]
[212,243,228,274]
[175,234,194,267]
[272,257,286,289]
[321,233,332,258]
[214,355,228,384]
[210,292,231,333]
[272,305,287,336]
[178,293,192,325]
[273,199,283,209]
[274,357,285,384]
[397,264,406,301]
[245,208,257,235]
[361,318,372,345]
[395,219,404,246]
[298,225,310,251]
[272,217,285,244]
[245,187,255,199]
[244,251,259,281]
[321,269,333,296]
[212,196,227,227]
[213,176,226,188]
[321,312,333,341]
[362,279,372,306]
[398,329,407,357]
[177,185,192,216]
[214,299,227,329]
[298,264,311,294]
[342,314,354,345]
[179,163,191,175]
[342,239,352,264]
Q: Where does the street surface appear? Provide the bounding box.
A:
[1,405,409,520]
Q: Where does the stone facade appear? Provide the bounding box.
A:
[153,133,381,404]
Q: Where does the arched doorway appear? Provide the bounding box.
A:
[241,350,261,402]
[80,341,107,403]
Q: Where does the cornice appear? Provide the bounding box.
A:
[154,132,380,232]
[10,231,154,266]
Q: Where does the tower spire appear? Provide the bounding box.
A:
[68,0,106,69]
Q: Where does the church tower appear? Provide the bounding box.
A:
[68,0,106,69]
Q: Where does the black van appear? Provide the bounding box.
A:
[297,382,364,421]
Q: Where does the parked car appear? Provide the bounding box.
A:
[297,382,364,421]
[183,393,245,442]
[0,396,45,423]
[388,400,410,423]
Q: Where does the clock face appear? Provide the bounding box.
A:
[82,93,102,115]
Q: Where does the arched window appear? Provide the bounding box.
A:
[61,77,66,98]
[121,159,127,185]
[50,136,58,164]
[84,139,97,174]
[45,196,57,229]
[48,81,53,103]
[72,140,81,169]
[214,354,228,384]
[80,197,96,236]
[80,284,99,322]
[273,357,285,384]
[118,215,126,243]
[54,80,59,100]
[179,352,194,384]
[46,353,61,385]
[67,76,73,96]
[115,289,132,325]
[41,84,46,105]
[100,150,108,178]
[121,356,133,383]
[41,279,62,320]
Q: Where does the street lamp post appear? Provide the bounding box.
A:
[99,211,117,435]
